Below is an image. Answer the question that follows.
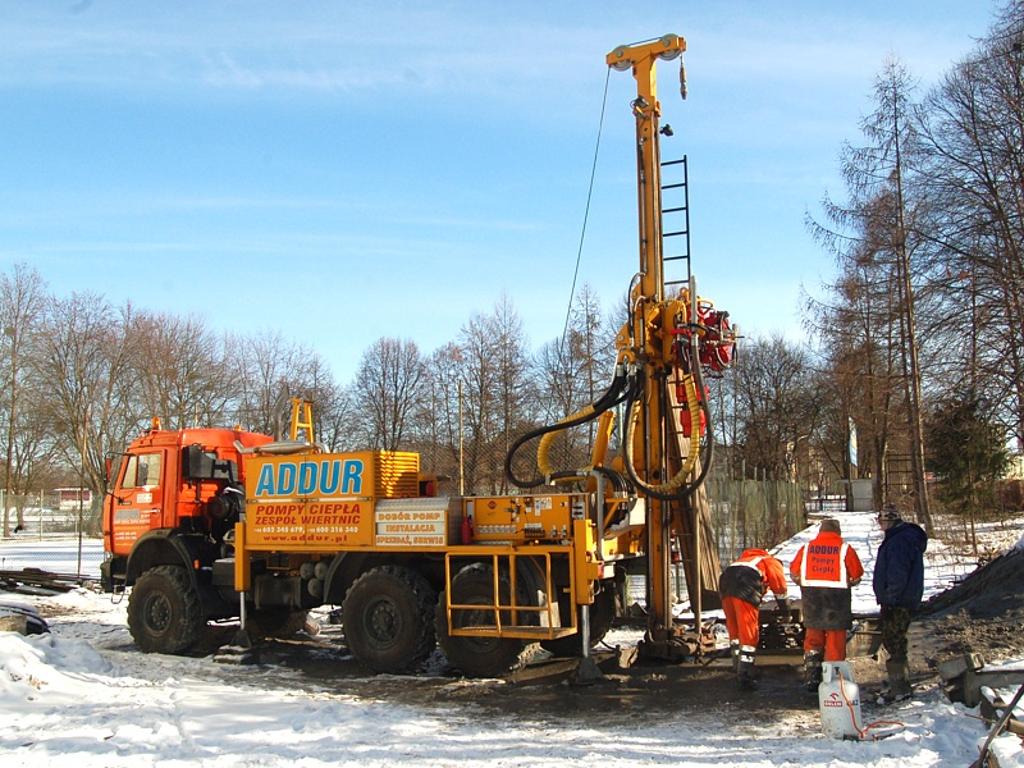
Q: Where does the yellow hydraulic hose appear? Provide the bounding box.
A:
[624,372,701,495]
[537,404,597,480]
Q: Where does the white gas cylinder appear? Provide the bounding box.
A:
[818,661,863,739]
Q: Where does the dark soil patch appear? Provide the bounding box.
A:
[238,621,861,726]
[911,548,1024,672]
[921,549,1024,620]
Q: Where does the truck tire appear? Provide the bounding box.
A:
[127,565,205,654]
[247,609,309,640]
[342,565,436,673]
[436,562,526,678]
[540,586,615,657]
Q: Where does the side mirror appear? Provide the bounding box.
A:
[104,452,124,485]
[183,445,238,483]
[183,445,217,481]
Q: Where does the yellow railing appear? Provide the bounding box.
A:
[442,546,579,641]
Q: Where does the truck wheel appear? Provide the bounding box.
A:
[247,609,309,639]
[127,565,205,654]
[540,586,616,657]
[342,565,436,673]
[436,563,526,678]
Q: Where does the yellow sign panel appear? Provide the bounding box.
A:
[243,451,377,549]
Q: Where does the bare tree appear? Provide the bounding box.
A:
[36,295,140,532]
[316,381,362,452]
[731,336,817,481]
[456,311,498,492]
[232,330,317,437]
[567,283,615,446]
[534,336,587,472]
[808,59,934,531]
[0,263,48,534]
[488,295,535,494]
[302,357,354,451]
[437,296,538,494]
[422,343,464,486]
[128,311,234,429]
[916,5,1024,449]
[806,193,906,506]
[354,338,425,452]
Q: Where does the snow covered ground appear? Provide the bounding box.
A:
[0,512,1021,767]
[0,534,103,577]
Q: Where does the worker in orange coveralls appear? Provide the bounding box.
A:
[790,518,864,691]
[718,548,789,690]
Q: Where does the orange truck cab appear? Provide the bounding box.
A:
[101,425,274,645]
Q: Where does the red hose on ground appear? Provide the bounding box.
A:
[838,675,905,740]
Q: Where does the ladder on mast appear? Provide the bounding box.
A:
[660,155,692,294]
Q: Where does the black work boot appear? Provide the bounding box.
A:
[878,660,912,703]
[730,640,740,674]
[803,650,823,692]
[737,645,758,690]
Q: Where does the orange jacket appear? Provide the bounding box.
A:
[732,548,788,596]
[719,548,788,606]
[790,531,864,588]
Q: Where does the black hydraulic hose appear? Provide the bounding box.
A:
[619,378,647,492]
[505,369,631,489]
[592,465,633,542]
[505,371,631,488]
[593,465,630,494]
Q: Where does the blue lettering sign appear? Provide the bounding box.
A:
[319,460,340,494]
[342,460,363,494]
[298,462,317,495]
[253,457,364,496]
[277,463,297,495]
[255,463,275,496]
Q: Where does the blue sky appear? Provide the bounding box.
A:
[0,1,996,382]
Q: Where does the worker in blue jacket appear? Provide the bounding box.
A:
[873,504,928,702]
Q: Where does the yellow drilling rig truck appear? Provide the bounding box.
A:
[101,34,738,676]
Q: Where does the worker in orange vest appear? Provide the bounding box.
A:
[719,548,789,690]
[790,518,864,691]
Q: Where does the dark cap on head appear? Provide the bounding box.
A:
[878,504,901,522]
[820,518,841,534]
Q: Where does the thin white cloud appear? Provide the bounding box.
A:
[0,3,592,93]
[0,0,989,136]
[694,10,984,86]
[2,5,986,72]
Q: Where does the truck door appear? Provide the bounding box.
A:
[109,450,166,556]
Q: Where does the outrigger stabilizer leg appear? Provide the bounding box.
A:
[214,589,259,665]
[571,604,605,685]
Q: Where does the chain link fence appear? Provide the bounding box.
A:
[706,476,808,563]
[0,491,93,537]
[0,491,101,576]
